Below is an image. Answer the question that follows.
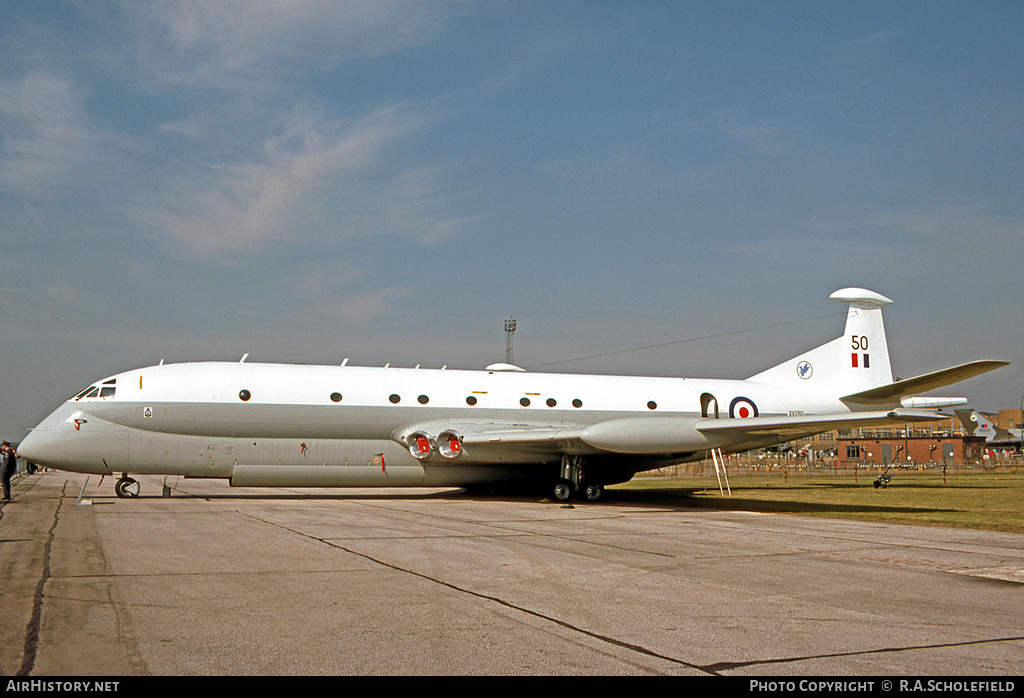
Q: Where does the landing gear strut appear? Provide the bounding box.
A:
[552,455,605,502]
[115,475,140,498]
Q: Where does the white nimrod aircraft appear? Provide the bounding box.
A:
[19,288,1007,501]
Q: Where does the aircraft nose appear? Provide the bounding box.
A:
[18,420,72,468]
[18,405,124,474]
[16,429,44,463]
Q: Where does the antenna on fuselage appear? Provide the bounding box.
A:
[240,353,249,363]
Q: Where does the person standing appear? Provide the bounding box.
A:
[1,441,17,500]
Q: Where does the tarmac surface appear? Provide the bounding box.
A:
[1,471,1022,676]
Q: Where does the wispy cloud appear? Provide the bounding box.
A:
[124,0,460,86]
[149,103,464,256]
[712,109,792,158]
[374,166,481,246]
[0,71,132,198]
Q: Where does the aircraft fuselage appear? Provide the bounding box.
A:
[21,360,814,487]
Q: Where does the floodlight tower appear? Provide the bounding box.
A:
[504,317,517,365]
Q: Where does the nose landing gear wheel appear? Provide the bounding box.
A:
[115,477,140,498]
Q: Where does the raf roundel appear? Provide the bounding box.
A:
[729,396,759,419]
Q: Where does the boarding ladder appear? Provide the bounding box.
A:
[711,448,731,496]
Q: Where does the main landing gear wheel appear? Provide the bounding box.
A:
[552,479,573,502]
[115,476,140,498]
[553,455,606,503]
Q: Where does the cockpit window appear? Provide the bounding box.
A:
[73,379,116,400]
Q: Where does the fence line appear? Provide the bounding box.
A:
[648,456,1023,478]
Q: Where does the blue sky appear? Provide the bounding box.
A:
[2,1,1022,438]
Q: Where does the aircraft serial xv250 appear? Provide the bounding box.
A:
[18,288,1007,501]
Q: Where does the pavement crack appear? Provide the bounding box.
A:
[17,481,65,676]
[703,634,1024,673]
[243,512,715,675]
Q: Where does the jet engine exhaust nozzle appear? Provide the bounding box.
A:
[408,431,433,460]
[437,430,463,459]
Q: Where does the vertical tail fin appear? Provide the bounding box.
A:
[830,288,894,391]
[747,288,894,398]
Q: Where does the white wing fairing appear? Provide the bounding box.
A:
[17,288,1008,501]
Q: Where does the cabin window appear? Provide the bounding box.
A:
[647,401,657,410]
[572,399,583,408]
[466,396,477,406]
[418,395,429,404]
[520,397,531,407]
[100,386,116,398]
[330,393,342,403]
[239,390,251,401]
[389,394,401,404]
[546,398,557,407]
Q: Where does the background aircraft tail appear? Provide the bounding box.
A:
[955,409,1020,443]
[747,288,895,400]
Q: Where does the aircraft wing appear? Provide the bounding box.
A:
[578,409,950,454]
[393,409,947,459]
[695,408,945,444]
[458,422,585,449]
[840,360,1009,407]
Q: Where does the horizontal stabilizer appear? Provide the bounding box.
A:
[840,360,1008,407]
